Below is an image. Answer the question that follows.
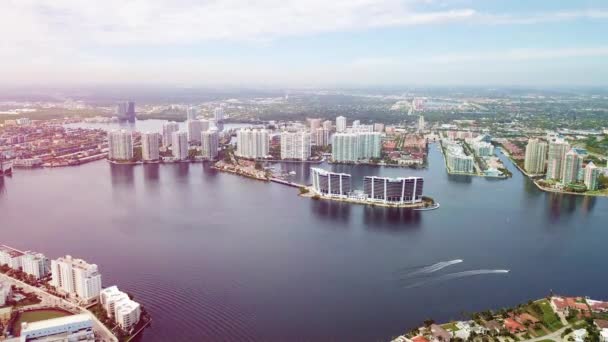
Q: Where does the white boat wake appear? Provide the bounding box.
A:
[400,259,463,278]
[403,269,509,289]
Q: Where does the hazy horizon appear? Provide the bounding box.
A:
[2,0,608,87]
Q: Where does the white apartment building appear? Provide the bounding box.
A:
[108,130,133,161]
[51,255,102,302]
[336,116,347,133]
[171,131,189,160]
[141,132,160,161]
[236,129,269,159]
[201,129,219,160]
[100,286,141,331]
[280,131,311,160]
[21,252,50,280]
[546,139,570,180]
[0,245,24,270]
[524,138,548,174]
[162,122,180,147]
[186,106,197,121]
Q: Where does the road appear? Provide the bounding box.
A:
[521,325,570,342]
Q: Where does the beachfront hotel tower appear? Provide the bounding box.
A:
[311,168,352,197]
[363,176,424,204]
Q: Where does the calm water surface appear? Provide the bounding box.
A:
[1,133,607,341]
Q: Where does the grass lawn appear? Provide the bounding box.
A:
[535,339,556,342]
[441,322,459,332]
[12,309,72,336]
[535,300,564,332]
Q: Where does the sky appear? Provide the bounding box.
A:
[1,0,608,88]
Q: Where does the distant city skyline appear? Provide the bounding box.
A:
[1,1,608,87]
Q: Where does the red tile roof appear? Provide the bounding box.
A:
[412,336,430,342]
[504,318,526,333]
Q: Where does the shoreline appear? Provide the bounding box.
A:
[299,188,436,209]
[439,141,508,179]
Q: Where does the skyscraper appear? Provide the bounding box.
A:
[524,138,548,174]
[186,106,197,121]
[336,116,347,133]
[322,120,333,131]
[236,128,269,159]
[187,120,207,143]
[584,162,600,191]
[546,140,570,180]
[141,132,160,161]
[108,130,133,161]
[201,129,219,160]
[418,116,425,132]
[331,132,381,162]
[162,122,180,147]
[22,252,50,280]
[171,131,189,160]
[315,128,330,147]
[280,131,311,160]
[117,101,135,122]
[51,255,102,301]
[562,149,583,184]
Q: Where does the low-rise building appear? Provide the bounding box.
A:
[19,313,94,342]
[100,286,142,332]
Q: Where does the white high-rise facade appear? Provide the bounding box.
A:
[315,128,330,147]
[323,120,333,131]
[236,129,269,159]
[51,255,102,301]
[141,132,160,161]
[336,116,347,133]
[546,140,570,180]
[309,118,322,131]
[584,162,600,191]
[524,138,548,174]
[171,131,189,160]
[162,122,180,147]
[108,130,133,161]
[22,252,50,280]
[214,107,225,122]
[418,116,425,131]
[201,130,219,160]
[186,106,197,121]
[332,133,358,162]
[562,149,583,185]
[187,120,208,143]
[280,131,311,160]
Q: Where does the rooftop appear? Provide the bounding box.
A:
[21,313,90,332]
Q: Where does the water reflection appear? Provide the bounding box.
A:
[310,199,351,223]
[110,164,135,186]
[143,164,160,181]
[363,206,422,230]
[0,177,5,195]
[174,163,190,179]
[547,193,596,221]
[447,174,473,184]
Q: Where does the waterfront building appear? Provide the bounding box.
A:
[100,286,142,331]
[336,116,347,133]
[363,176,424,204]
[546,140,570,180]
[51,255,102,301]
[108,130,133,161]
[141,132,161,161]
[214,107,225,122]
[311,168,351,197]
[236,129,269,159]
[21,252,50,280]
[20,314,94,342]
[332,132,381,162]
[471,141,494,157]
[162,122,180,147]
[562,149,584,185]
[16,118,31,125]
[524,139,548,174]
[0,245,24,269]
[445,142,474,173]
[201,129,219,160]
[352,120,360,128]
[117,101,135,122]
[584,162,600,191]
[171,131,189,160]
[332,133,358,162]
[315,128,330,147]
[187,119,208,143]
[0,281,11,306]
[280,131,311,160]
[323,120,333,131]
[186,106,197,121]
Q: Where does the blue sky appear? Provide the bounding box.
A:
[1,0,608,87]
